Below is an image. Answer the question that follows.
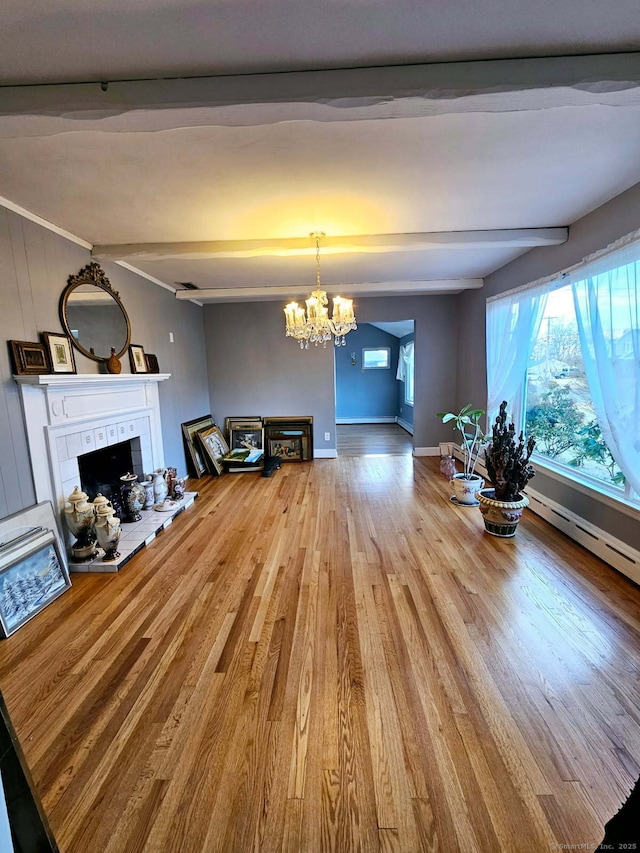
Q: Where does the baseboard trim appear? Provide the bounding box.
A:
[336,417,397,424]
[413,447,440,456]
[525,487,640,586]
[314,450,338,459]
[397,418,414,435]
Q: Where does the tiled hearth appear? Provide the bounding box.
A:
[71,491,198,573]
[15,373,198,573]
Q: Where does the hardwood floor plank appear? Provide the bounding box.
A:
[0,456,638,851]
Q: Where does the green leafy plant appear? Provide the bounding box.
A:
[525,385,584,458]
[485,401,536,501]
[570,420,625,485]
[436,404,486,480]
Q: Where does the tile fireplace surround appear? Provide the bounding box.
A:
[15,373,196,573]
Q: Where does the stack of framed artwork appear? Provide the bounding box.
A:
[182,415,229,477]
[223,417,264,472]
[264,417,313,462]
[0,502,71,638]
[181,415,314,477]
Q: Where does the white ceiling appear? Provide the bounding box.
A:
[1,3,640,303]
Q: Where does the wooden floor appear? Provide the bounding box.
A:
[0,457,639,852]
[337,423,413,456]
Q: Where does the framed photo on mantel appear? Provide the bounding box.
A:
[41,331,76,374]
[129,344,148,374]
[8,340,48,375]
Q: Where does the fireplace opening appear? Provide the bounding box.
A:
[78,439,143,503]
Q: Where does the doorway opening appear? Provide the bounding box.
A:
[334,320,415,457]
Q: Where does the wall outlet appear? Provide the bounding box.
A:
[169,331,174,343]
[324,432,330,441]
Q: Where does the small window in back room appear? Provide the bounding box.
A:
[362,347,390,369]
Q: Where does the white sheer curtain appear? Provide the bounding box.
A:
[571,244,640,495]
[396,341,414,380]
[486,289,548,426]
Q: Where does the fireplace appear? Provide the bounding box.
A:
[78,438,143,503]
[14,373,191,572]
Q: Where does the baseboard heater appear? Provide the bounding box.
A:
[447,444,640,586]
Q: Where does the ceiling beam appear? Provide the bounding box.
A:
[94,228,567,263]
[174,279,483,303]
[1,54,639,125]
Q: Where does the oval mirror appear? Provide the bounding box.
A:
[59,263,131,362]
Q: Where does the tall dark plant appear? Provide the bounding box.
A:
[485,401,536,501]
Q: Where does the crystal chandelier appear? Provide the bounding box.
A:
[284,232,357,349]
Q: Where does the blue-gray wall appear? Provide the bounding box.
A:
[397,331,414,429]
[335,324,399,420]
[0,206,211,520]
[457,180,640,551]
[204,296,459,453]
[203,301,337,452]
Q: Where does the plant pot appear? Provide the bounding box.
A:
[476,488,529,537]
[451,473,484,506]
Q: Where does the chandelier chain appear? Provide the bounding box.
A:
[315,234,322,290]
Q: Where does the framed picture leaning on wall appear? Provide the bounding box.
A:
[197,425,229,476]
[0,502,71,638]
[181,414,215,477]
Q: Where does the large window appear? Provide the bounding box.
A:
[487,229,640,506]
[524,285,626,493]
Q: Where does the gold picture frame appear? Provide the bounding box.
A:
[8,340,49,375]
[197,425,229,476]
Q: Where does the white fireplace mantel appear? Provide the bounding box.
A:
[15,373,170,512]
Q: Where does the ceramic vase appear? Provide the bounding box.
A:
[93,494,122,560]
[439,455,457,480]
[119,473,145,522]
[171,476,186,501]
[65,486,97,561]
[142,476,155,510]
[152,469,169,504]
[106,347,122,374]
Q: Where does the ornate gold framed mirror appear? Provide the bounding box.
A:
[59,263,131,362]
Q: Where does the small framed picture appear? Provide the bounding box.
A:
[197,425,230,476]
[41,331,76,374]
[230,426,264,452]
[145,353,160,374]
[129,344,148,374]
[8,340,49,375]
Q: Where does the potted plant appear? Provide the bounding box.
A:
[477,400,536,537]
[436,404,486,505]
